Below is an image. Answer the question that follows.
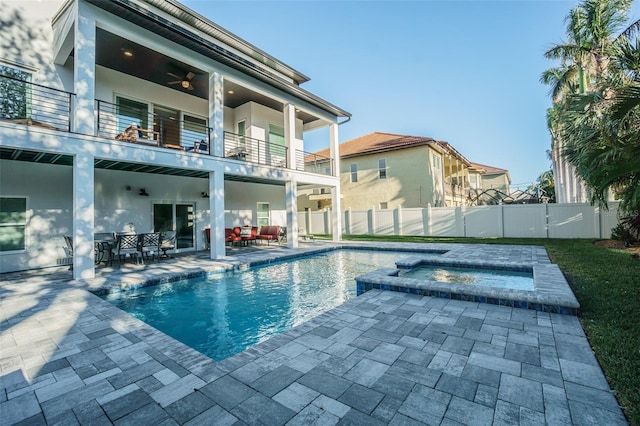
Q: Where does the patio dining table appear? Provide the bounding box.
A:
[94,233,116,264]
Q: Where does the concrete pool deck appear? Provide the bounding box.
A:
[0,242,628,425]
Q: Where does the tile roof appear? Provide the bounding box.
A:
[315,131,464,160]
[469,162,509,175]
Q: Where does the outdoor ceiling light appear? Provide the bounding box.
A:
[139,188,149,196]
[181,80,190,89]
[227,90,234,94]
[122,49,133,57]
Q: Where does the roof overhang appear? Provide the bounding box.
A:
[68,0,350,120]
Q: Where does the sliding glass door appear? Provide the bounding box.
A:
[153,203,195,250]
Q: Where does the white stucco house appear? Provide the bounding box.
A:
[0,0,350,279]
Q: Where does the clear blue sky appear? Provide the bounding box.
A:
[183,0,639,188]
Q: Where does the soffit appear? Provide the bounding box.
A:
[84,0,350,120]
[1,147,285,185]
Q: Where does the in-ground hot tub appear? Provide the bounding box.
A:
[355,256,580,315]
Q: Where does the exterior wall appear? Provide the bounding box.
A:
[482,173,510,192]
[340,146,434,210]
[224,181,287,227]
[0,159,289,273]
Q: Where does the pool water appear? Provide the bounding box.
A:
[104,249,433,361]
[401,265,534,291]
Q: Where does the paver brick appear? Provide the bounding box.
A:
[101,388,154,422]
[198,375,256,411]
[444,396,494,426]
[230,393,295,426]
[436,373,478,401]
[398,384,450,424]
[344,359,389,387]
[250,365,303,397]
[298,369,352,399]
[164,391,214,424]
[338,383,384,414]
[498,374,544,413]
[273,382,319,412]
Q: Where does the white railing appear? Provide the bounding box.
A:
[298,203,621,239]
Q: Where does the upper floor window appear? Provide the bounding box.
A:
[350,163,358,183]
[0,65,32,120]
[378,158,387,179]
[379,202,388,209]
[432,154,441,169]
[268,124,286,158]
[0,197,27,252]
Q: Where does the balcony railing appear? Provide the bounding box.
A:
[96,100,211,152]
[223,131,287,168]
[0,75,74,132]
[0,81,338,176]
[296,150,334,176]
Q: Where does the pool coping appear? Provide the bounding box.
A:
[355,256,580,315]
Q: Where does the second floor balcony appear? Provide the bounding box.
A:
[1,75,335,176]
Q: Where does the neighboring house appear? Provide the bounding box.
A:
[469,162,511,193]
[0,0,350,278]
[298,132,472,211]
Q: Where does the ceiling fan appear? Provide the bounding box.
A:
[167,71,196,90]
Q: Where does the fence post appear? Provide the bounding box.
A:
[455,206,464,237]
[345,207,351,235]
[424,204,432,236]
[395,205,403,236]
[368,206,376,235]
[594,205,601,238]
[500,200,505,238]
[545,202,550,238]
[324,208,330,235]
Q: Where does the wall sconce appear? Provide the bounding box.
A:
[139,188,149,196]
[201,192,209,198]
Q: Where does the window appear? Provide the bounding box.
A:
[116,96,148,132]
[350,163,358,183]
[268,124,286,158]
[0,65,31,120]
[378,158,387,179]
[238,120,246,146]
[183,115,207,143]
[379,202,388,209]
[432,154,441,169]
[0,197,27,252]
[257,202,270,228]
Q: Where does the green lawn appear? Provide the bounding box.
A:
[339,235,640,425]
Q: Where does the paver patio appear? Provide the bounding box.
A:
[0,242,628,425]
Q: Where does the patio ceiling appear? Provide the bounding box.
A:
[93,28,318,124]
[1,147,285,186]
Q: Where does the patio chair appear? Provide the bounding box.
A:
[138,232,161,262]
[160,231,176,258]
[109,233,142,266]
[256,226,280,245]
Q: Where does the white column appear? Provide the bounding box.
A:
[329,123,342,241]
[286,179,298,248]
[73,152,95,280]
[329,123,340,177]
[284,104,296,169]
[331,186,342,241]
[209,72,224,157]
[73,2,96,135]
[210,170,225,259]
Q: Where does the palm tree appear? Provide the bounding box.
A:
[541,0,636,207]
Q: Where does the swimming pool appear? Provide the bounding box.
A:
[103,249,439,361]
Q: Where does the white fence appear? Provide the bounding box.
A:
[298,203,621,239]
